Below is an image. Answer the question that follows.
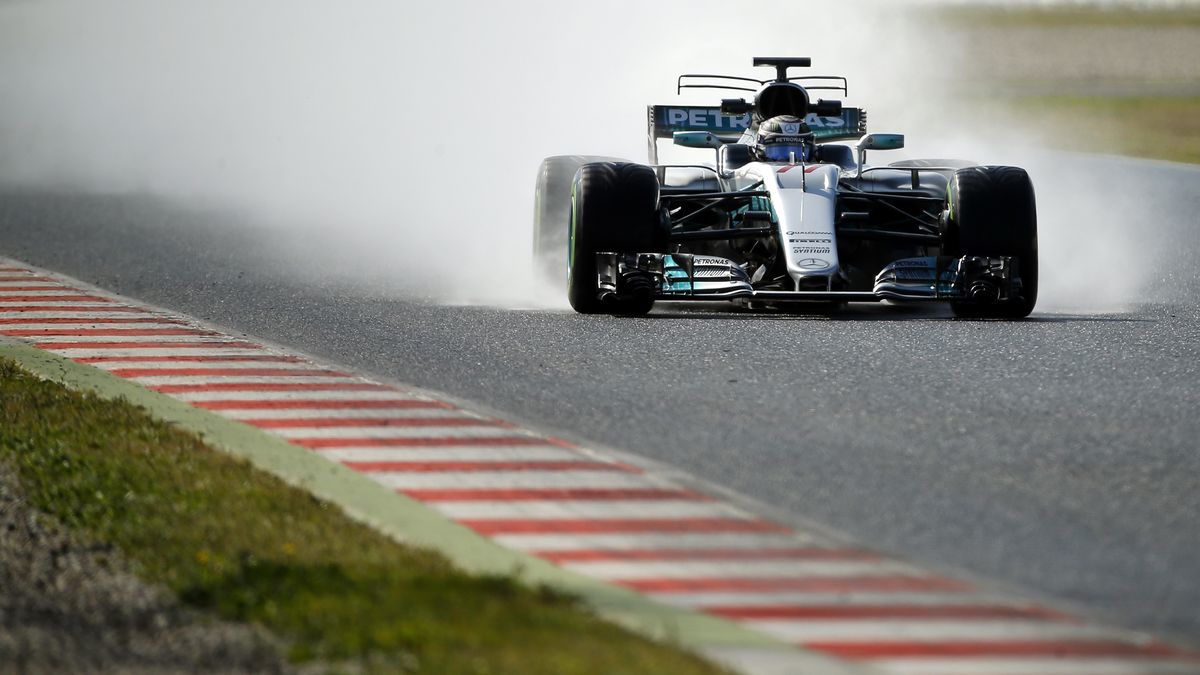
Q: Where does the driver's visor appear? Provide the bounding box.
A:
[762,143,813,162]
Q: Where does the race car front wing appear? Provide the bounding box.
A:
[595,253,1023,304]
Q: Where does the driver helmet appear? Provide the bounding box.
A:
[756,115,815,163]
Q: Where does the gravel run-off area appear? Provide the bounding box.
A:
[0,462,290,675]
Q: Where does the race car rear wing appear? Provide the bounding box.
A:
[646,105,867,163]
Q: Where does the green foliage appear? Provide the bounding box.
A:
[0,359,728,675]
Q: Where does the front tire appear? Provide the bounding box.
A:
[533,155,618,285]
[567,162,662,315]
[945,166,1038,319]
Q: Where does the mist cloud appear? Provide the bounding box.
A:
[0,0,1181,310]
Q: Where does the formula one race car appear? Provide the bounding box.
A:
[533,57,1038,319]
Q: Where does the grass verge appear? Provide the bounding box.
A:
[0,357,729,675]
[935,4,1200,29]
[1004,95,1200,166]
[927,3,1200,166]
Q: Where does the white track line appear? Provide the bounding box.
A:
[563,559,922,582]
[318,447,586,463]
[90,361,324,372]
[652,591,1033,609]
[269,426,539,440]
[493,532,832,552]
[336,446,606,457]
[0,323,189,330]
[50,348,268,358]
[0,290,104,297]
[371,471,658,490]
[129,375,358,386]
[171,390,426,402]
[747,619,1128,643]
[224,408,471,420]
[431,500,745,521]
[0,301,126,308]
[33,335,235,344]
[0,311,165,320]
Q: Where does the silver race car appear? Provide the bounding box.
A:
[533,57,1037,319]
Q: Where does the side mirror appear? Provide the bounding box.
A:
[856,133,905,176]
[673,131,723,149]
[858,133,905,151]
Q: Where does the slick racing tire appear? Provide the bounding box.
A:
[944,166,1038,319]
[567,162,663,315]
[533,155,619,286]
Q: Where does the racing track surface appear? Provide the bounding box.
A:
[1,155,1198,647]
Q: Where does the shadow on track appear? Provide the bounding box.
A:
[641,302,1151,324]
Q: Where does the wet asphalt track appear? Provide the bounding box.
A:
[1,156,1198,646]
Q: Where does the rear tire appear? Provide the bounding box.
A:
[567,162,663,315]
[945,166,1038,319]
[533,155,618,285]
